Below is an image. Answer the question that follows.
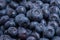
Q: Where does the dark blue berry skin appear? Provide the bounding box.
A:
[52,36,60,40]
[9,1,19,9]
[30,21,39,29]
[0,15,9,25]
[31,32,40,40]
[0,26,4,32]
[0,9,6,16]
[4,20,16,28]
[49,13,59,22]
[26,29,32,36]
[15,14,30,27]
[42,9,50,18]
[1,0,60,40]
[6,7,17,18]
[1,35,16,40]
[15,14,25,17]
[41,19,47,26]
[49,6,59,13]
[1,35,11,40]
[20,1,40,9]
[0,0,6,9]
[56,27,60,36]
[18,27,27,39]
[56,0,60,9]
[7,27,17,36]
[16,6,26,14]
[42,3,50,18]
[50,0,57,6]
[26,36,36,40]
[0,30,3,36]
[20,1,32,9]
[35,23,44,33]
[40,38,49,40]
[42,3,49,9]
[30,21,44,33]
[35,1,43,8]
[27,8,43,21]
[48,21,59,30]
[43,25,55,38]
[31,3,41,9]
[9,18,15,21]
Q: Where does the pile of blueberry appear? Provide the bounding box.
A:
[1,0,60,40]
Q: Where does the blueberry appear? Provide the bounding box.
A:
[52,36,60,40]
[40,38,49,40]
[3,35,16,40]
[43,25,55,38]
[16,6,26,14]
[4,20,16,28]
[0,9,6,16]
[35,1,43,8]
[30,21,44,32]
[1,35,12,40]
[7,27,17,36]
[42,3,49,9]
[26,36,36,40]
[9,1,19,9]
[42,8,50,18]
[26,29,32,36]
[20,1,33,9]
[27,8,43,21]
[50,0,57,6]
[30,21,39,29]
[31,32,40,40]
[49,6,59,13]
[48,21,59,30]
[0,0,6,9]
[49,13,59,21]
[35,23,44,33]
[15,14,30,27]
[6,7,17,17]
[56,27,60,36]
[18,27,27,39]
[0,15,9,24]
